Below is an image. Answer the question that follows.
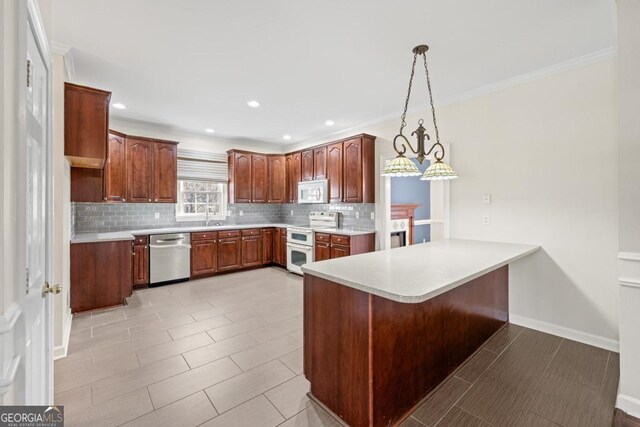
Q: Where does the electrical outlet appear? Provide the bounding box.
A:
[483,193,492,205]
[239,210,244,216]
[291,210,294,216]
[355,212,360,219]
[370,212,375,220]
[154,212,160,219]
[483,215,490,225]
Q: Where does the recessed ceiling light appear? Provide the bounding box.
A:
[325,120,335,126]
[112,103,127,110]
[283,134,291,141]
[247,100,260,108]
[205,128,215,133]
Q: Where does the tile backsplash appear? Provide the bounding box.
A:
[72,202,375,233]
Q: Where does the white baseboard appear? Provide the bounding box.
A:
[617,394,640,419]
[509,314,619,352]
[53,309,72,360]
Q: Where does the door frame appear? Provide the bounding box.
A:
[378,143,451,250]
[15,0,54,403]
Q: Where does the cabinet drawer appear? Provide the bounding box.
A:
[192,231,217,241]
[218,230,240,238]
[241,229,261,237]
[133,235,149,246]
[315,233,331,243]
[331,234,351,246]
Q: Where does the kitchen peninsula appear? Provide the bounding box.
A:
[301,239,540,427]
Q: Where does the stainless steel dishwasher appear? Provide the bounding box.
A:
[149,233,191,284]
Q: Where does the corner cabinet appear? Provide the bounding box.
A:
[314,232,375,262]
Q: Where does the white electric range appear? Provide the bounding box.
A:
[286,211,340,275]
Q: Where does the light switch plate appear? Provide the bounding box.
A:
[370,212,375,220]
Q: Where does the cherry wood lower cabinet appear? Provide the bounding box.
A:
[70,240,132,313]
[273,228,287,267]
[217,232,242,272]
[303,266,509,427]
[190,232,217,278]
[132,235,149,288]
[314,232,375,261]
[241,229,262,268]
[262,228,273,264]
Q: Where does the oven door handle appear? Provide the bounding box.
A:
[287,242,312,251]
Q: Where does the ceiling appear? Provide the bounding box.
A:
[51,0,616,145]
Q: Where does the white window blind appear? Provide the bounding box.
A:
[177,149,228,182]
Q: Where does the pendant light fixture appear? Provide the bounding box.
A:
[381,45,458,181]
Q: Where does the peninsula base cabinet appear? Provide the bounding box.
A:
[70,241,132,313]
[314,232,375,261]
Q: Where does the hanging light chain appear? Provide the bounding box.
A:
[399,52,419,134]
[422,52,440,146]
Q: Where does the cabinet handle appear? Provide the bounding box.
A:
[155,198,158,202]
[148,199,151,202]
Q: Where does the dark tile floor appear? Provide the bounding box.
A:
[402,323,619,427]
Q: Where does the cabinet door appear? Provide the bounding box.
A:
[218,237,242,271]
[242,235,262,267]
[126,138,153,202]
[343,137,363,203]
[327,142,343,203]
[251,154,268,203]
[315,242,331,261]
[132,243,149,286]
[314,147,327,180]
[290,152,302,202]
[330,244,350,259]
[280,231,288,266]
[262,229,273,264]
[153,142,177,203]
[268,156,286,203]
[191,239,217,277]
[104,133,126,202]
[273,229,282,265]
[285,155,293,202]
[301,150,314,181]
[233,152,252,203]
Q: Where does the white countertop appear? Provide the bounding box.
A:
[71,223,375,243]
[301,239,540,303]
[313,228,375,236]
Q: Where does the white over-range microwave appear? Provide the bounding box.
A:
[298,180,328,204]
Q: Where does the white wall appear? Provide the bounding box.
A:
[110,118,284,154]
[616,0,640,417]
[443,59,619,347]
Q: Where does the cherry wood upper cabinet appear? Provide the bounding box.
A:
[327,142,344,203]
[104,132,127,202]
[251,154,268,203]
[301,150,314,182]
[290,152,302,202]
[64,83,111,169]
[229,151,252,203]
[343,135,375,203]
[126,138,154,202]
[313,147,327,180]
[268,156,286,203]
[153,141,178,203]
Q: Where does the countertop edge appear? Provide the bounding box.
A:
[302,244,541,303]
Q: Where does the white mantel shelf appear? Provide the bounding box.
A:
[302,239,541,303]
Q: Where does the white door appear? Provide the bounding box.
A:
[12,0,54,405]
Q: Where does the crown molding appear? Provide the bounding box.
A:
[287,46,617,151]
[50,40,76,82]
[50,41,70,55]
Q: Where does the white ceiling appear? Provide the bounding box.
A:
[51,0,616,145]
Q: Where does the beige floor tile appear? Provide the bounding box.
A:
[279,402,343,427]
[205,359,295,413]
[122,391,217,427]
[67,388,153,427]
[265,374,311,418]
[168,315,232,340]
[200,395,284,427]
[92,355,189,404]
[248,317,302,344]
[279,348,303,375]
[190,306,236,322]
[129,313,195,338]
[148,357,241,409]
[182,333,258,369]
[289,329,304,344]
[54,384,92,420]
[90,330,172,364]
[137,332,213,365]
[67,328,131,354]
[91,313,160,337]
[231,335,301,371]
[156,301,213,320]
[207,317,270,341]
[55,351,140,394]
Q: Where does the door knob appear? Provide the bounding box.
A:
[42,282,62,296]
